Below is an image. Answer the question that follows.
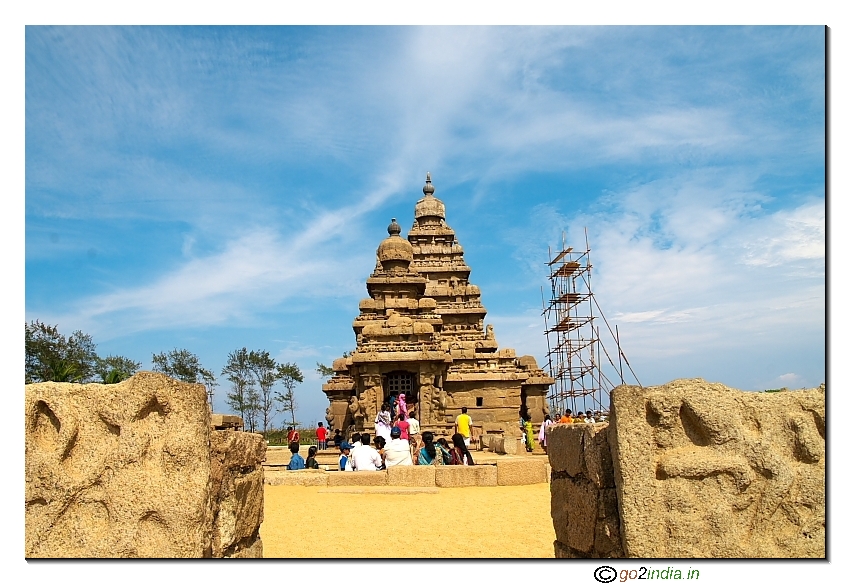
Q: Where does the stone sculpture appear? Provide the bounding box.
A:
[25,372,265,558]
[610,379,824,558]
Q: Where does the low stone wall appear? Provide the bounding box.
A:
[266,469,329,486]
[547,379,826,559]
[327,469,389,487]
[25,373,265,558]
[548,423,622,558]
[387,464,437,487]
[265,458,548,488]
[435,465,497,487]
[495,458,549,486]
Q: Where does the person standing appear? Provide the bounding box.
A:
[407,412,420,437]
[397,393,408,419]
[538,414,554,453]
[454,407,473,447]
[350,433,382,471]
[393,414,410,440]
[383,426,413,466]
[316,422,328,450]
[523,416,535,452]
[559,409,573,424]
[374,403,393,442]
[287,426,300,446]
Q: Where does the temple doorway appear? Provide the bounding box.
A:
[383,371,418,417]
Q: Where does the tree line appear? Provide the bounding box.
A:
[25,321,304,435]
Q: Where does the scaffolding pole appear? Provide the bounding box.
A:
[542,230,641,417]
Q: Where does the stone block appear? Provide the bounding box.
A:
[549,478,571,545]
[210,414,243,430]
[209,431,266,558]
[495,458,548,486]
[25,373,267,558]
[594,515,623,558]
[387,464,436,487]
[263,447,291,466]
[327,470,388,487]
[264,469,329,487]
[610,379,825,558]
[434,465,497,487]
[26,373,213,558]
[494,436,518,455]
[584,424,614,488]
[546,423,586,476]
[563,478,599,554]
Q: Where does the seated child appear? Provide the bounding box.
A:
[338,442,354,471]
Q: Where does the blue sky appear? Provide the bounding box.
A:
[24,26,825,427]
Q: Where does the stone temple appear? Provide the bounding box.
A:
[323,174,554,439]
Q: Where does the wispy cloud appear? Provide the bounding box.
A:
[25,26,824,412]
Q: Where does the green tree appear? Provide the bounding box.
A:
[222,348,259,432]
[25,321,99,383]
[152,348,217,408]
[316,362,334,378]
[96,355,141,384]
[249,350,282,435]
[275,362,304,427]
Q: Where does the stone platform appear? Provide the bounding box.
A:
[264,456,549,488]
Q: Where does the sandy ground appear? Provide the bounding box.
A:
[261,483,555,558]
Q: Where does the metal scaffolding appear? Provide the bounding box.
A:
[542,230,641,417]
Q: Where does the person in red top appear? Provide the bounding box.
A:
[393,414,410,440]
[316,422,328,450]
[287,426,300,446]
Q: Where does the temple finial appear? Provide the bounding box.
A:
[387,218,401,236]
[423,172,435,196]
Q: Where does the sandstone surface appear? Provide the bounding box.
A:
[548,422,623,558]
[209,430,265,557]
[610,379,825,558]
[387,464,437,487]
[434,464,497,487]
[25,373,266,558]
[495,458,548,486]
[25,373,213,557]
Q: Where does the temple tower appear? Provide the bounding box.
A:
[322,174,553,439]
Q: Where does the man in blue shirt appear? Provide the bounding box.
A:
[286,441,306,470]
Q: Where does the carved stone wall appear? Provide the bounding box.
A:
[547,379,825,559]
[610,379,824,558]
[25,372,265,558]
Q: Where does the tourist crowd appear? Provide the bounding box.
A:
[286,400,476,471]
[284,402,607,470]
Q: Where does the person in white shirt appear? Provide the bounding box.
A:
[383,426,414,466]
[350,432,362,449]
[350,433,382,471]
[407,412,420,436]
